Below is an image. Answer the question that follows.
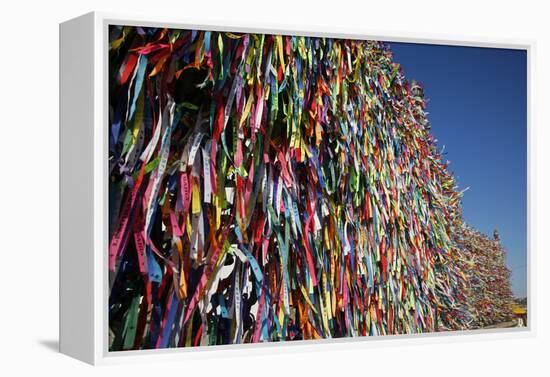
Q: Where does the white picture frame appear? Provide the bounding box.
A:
[59,11,534,365]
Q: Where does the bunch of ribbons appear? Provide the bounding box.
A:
[108,25,490,351]
[454,225,514,328]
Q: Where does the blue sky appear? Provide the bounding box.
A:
[388,42,527,297]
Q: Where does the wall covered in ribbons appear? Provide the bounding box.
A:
[107,25,526,351]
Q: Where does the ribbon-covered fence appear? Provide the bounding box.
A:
[107,25,511,351]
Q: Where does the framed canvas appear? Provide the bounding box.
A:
[59,11,533,365]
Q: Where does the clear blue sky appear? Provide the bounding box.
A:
[388,42,527,298]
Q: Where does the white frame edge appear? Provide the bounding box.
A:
[60,12,96,364]
[59,11,535,365]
